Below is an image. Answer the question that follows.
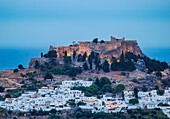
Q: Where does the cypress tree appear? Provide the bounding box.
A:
[82,52,87,62]
[73,50,76,60]
[102,60,110,72]
[88,55,93,70]
[134,87,139,98]
[91,51,95,59]
[64,50,67,56]
[120,51,125,62]
[83,62,89,71]
[34,60,40,69]
[77,54,82,62]
[41,52,43,58]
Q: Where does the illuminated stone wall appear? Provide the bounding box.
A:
[48,36,144,59]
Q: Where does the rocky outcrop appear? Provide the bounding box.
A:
[31,36,145,66]
[121,41,145,57]
[29,58,50,68]
[135,59,146,72]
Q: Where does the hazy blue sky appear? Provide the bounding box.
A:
[0,0,170,49]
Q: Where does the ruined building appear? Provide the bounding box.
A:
[29,36,144,68]
[49,36,144,59]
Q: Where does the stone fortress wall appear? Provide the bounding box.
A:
[49,36,144,59]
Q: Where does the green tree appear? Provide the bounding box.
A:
[62,63,71,71]
[154,85,159,90]
[91,51,95,59]
[0,86,5,92]
[88,84,98,95]
[8,110,12,117]
[63,56,72,64]
[102,84,113,93]
[83,62,89,71]
[116,84,125,92]
[77,54,82,62]
[41,52,43,58]
[129,98,139,105]
[73,50,76,60]
[100,40,105,43]
[64,50,67,56]
[95,57,101,70]
[18,64,24,70]
[93,38,98,43]
[44,72,53,80]
[102,60,110,72]
[161,79,170,87]
[95,77,100,86]
[88,55,93,70]
[156,71,162,77]
[142,85,148,92]
[125,52,138,62]
[49,58,56,65]
[88,77,93,81]
[50,109,57,114]
[34,60,40,69]
[158,103,169,106]
[99,77,111,87]
[82,52,87,62]
[5,93,11,98]
[13,68,19,73]
[30,109,37,116]
[157,90,164,96]
[111,56,117,63]
[48,114,60,119]
[68,67,78,77]
[134,87,139,98]
[120,72,126,76]
[120,51,125,62]
[78,66,83,74]
[77,101,86,106]
[48,50,57,58]
[132,78,138,83]
[76,111,83,118]
[69,101,76,106]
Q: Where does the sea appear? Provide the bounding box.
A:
[0,47,170,71]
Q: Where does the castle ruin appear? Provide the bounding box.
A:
[49,36,144,59]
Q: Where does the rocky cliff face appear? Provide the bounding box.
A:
[121,41,145,57]
[29,58,49,68]
[29,36,145,67]
[135,59,146,72]
[101,40,144,60]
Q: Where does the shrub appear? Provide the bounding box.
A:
[116,84,125,92]
[88,77,93,81]
[72,77,76,80]
[69,101,76,106]
[129,98,139,105]
[127,109,132,114]
[151,110,157,114]
[120,72,126,76]
[157,90,164,95]
[132,78,138,83]
[13,68,19,73]
[158,103,169,106]
[50,109,57,114]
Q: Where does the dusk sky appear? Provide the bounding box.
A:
[0,0,170,49]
